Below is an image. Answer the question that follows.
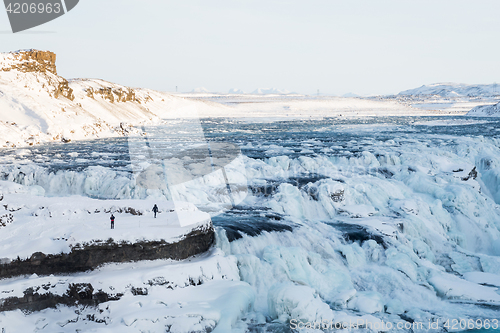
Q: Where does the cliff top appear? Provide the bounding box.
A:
[0,49,57,74]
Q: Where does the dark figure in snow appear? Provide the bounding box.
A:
[110,214,115,229]
[152,204,159,218]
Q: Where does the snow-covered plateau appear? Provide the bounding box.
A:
[1,50,500,332]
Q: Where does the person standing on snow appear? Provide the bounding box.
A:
[110,214,115,229]
[152,204,159,218]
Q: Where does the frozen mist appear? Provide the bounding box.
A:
[0,116,500,332]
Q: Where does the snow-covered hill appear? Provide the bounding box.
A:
[0,50,210,148]
[228,88,245,94]
[399,83,500,98]
[467,101,500,116]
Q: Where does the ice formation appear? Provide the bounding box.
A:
[0,117,499,331]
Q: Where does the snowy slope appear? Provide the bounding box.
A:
[399,82,500,98]
[467,101,500,117]
[0,50,215,148]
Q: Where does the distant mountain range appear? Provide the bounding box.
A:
[399,83,500,98]
[342,92,362,98]
[190,87,293,95]
[228,88,245,94]
[251,88,292,95]
[229,88,294,95]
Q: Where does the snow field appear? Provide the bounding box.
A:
[0,183,212,260]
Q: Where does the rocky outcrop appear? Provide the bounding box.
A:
[0,224,215,279]
[85,87,138,103]
[1,49,75,101]
[1,49,57,74]
[0,213,13,227]
[0,283,114,313]
[54,79,75,101]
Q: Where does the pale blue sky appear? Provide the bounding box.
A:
[1,0,499,95]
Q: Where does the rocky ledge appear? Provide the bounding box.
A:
[0,224,214,280]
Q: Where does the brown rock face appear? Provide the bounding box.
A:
[3,49,57,74]
[85,87,138,103]
[54,79,75,101]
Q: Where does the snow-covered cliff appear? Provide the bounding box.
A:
[0,50,207,148]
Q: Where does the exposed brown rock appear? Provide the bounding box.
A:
[98,87,114,102]
[2,50,57,74]
[86,87,95,98]
[88,87,138,103]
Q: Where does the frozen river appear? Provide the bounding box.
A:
[1,116,500,332]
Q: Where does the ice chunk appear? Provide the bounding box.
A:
[332,289,357,308]
[428,272,500,303]
[268,283,335,323]
[347,291,384,314]
[384,299,404,314]
[385,248,419,282]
